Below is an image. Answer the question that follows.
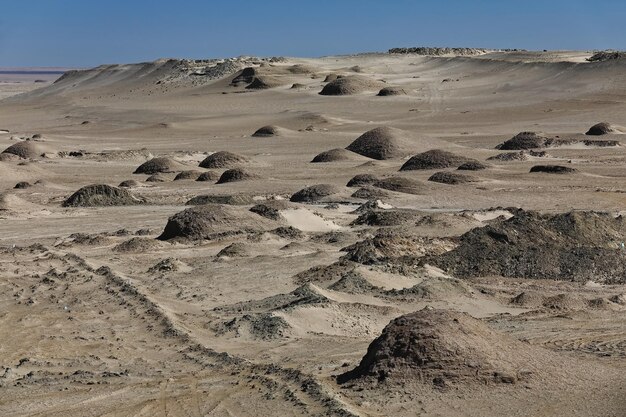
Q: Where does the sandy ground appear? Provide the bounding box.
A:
[0,51,625,416]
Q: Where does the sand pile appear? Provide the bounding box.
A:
[352,186,390,199]
[346,127,414,160]
[496,132,550,150]
[351,209,421,227]
[428,171,478,184]
[323,73,343,82]
[487,150,542,161]
[118,179,140,188]
[250,200,293,220]
[196,171,220,182]
[145,173,168,182]
[400,149,474,170]
[1,140,48,159]
[62,184,146,207]
[458,161,488,171]
[429,210,626,283]
[230,67,257,85]
[377,87,407,96]
[530,165,577,174]
[372,177,423,195]
[113,237,161,253]
[157,204,273,241]
[199,151,249,169]
[338,308,540,386]
[252,125,281,137]
[216,242,249,258]
[216,168,259,184]
[319,75,384,95]
[586,122,619,135]
[134,157,184,174]
[311,148,360,163]
[347,174,379,187]
[186,194,254,206]
[14,181,32,189]
[174,170,203,181]
[290,184,340,202]
[246,76,282,90]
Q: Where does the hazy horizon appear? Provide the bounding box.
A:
[2,0,626,67]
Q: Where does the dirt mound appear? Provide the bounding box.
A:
[14,181,32,189]
[338,308,540,386]
[216,168,259,184]
[157,204,274,241]
[252,125,281,137]
[347,174,379,187]
[458,161,488,171]
[510,291,545,308]
[230,67,257,85]
[377,87,407,96]
[290,184,340,202]
[199,151,249,169]
[186,194,255,206]
[323,73,343,82]
[428,171,477,185]
[530,165,577,174]
[487,150,548,161]
[134,157,184,174]
[145,173,168,182]
[246,76,282,90]
[346,127,413,160]
[351,209,421,227]
[174,170,203,181]
[352,186,390,199]
[373,177,423,195]
[62,184,146,207]
[319,75,384,96]
[496,132,550,150]
[113,237,161,253]
[250,200,293,220]
[587,51,626,62]
[118,179,140,188]
[311,148,360,163]
[216,242,249,258]
[429,210,626,283]
[271,226,305,240]
[586,122,618,135]
[400,149,474,170]
[195,171,220,182]
[1,140,48,159]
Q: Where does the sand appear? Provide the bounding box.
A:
[0,50,625,417]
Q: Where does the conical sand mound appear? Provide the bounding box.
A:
[319,76,384,96]
[311,148,362,163]
[290,184,340,202]
[134,157,185,174]
[62,184,146,207]
[252,125,281,137]
[338,308,543,386]
[400,149,474,171]
[216,168,259,184]
[1,140,50,159]
[586,122,621,136]
[199,151,249,169]
[346,127,414,160]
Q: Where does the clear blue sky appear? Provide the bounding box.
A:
[1,0,625,67]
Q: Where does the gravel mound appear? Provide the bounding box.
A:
[311,148,359,162]
[400,149,474,170]
[428,171,477,184]
[145,174,168,182]
[429,210,626,283]
[252,125,280,137]
[196,171,220,182]
[216,168,259,184]
[246,76,282,90]
[586,122,617,135]
[351,186,390,199]
[63,184,146,207]
[377,87,407,96]
[134,157,183,174]
[338,308,541,386]
[174,170,203,181]
[373,177,423,195]
[347,174,379,187]
[250,200,292,220]
[118,179,140,188]
[346,127,413,160]
[529,165,577,174]
[587,51,626,62]
[1,140,46,159]
[319,75,384,96]
[290,184,340,202]
[457,161,488,171]
[351,209,421,226]
[186,194,254,206]
[230,67,257,85]
[323,73,343,82]
[496,132,550,150]
[199,151,249,169]
[216,242,249,258]
[113,237,161,253]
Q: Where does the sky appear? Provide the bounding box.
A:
[1,0,626,67]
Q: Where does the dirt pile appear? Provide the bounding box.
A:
[230,67,257,85]
[496,132,550,150]
[352,186,390,199]
[250,200,292,220]
[145,173,168,182]
[216,168,259,184]
[338,308,541,386]
[377,87,407,96]
[400,149,474,170]
[428,171,477,184]
[196,171,220,182]
[347,174,379,187]
[118,179,140,188]
[216,242,249,258]
[587,51,626,62]
[457,161,488,171]
[586,122,618,135]
[199,151,249,169]
[62,184,146,207]
[157,204,273,241]
[252,125,281,137]
[530,165,577,174]
[1,140,48,159]
[246,76,282,90]
[113,237,161,253]
[134,157,184,174]
[290,184,340,202]
[14,181,32,189]
[311,148,360,162]
[487,150,548,161]
[174,170,203,181]
[429,210,626,283]
[372,177,423,195]
[319,75,384,95]
[186,194,254,206]
[351,209,421,227]
[346,127,413,160]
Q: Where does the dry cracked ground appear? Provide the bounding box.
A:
[0,50,625,416]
